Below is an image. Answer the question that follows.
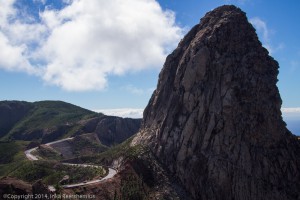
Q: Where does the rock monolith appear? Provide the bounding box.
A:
[133,5,300,200]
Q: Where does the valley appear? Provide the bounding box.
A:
[0,100,145,199]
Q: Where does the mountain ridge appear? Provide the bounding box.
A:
[0,100,141,147]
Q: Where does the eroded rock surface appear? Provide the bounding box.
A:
[133,5,300,200]
[82,116,141,146]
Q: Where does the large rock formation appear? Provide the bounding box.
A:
[132,5,300,200]
[82,116,141,146]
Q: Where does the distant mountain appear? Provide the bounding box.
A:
[0,100,141,146]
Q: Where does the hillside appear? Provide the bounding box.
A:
[0,101,33,138]
[0,100,142,195]
[0,100,141,146]
[0,100,96,141]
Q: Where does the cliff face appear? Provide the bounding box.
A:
[132,5,300,200]
[82,116,141,146]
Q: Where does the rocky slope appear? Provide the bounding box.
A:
[0,177,32,196]
[132,5,300,200]
[0,177,53,199]
[81,116,141,146]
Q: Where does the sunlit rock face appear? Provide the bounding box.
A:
[133,5,300,200]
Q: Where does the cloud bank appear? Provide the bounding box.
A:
[0,0,183,91]
[282,108,300,113]
[96,108,144,119]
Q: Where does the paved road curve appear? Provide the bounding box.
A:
[24,137,73,161]
[24,138,117,189]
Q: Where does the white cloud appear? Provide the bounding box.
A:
[95,108,144,119]
[282,108,300,113]
[250,17,283,55]
[0,31,40,74]
[0,0,44,74]
[0,0,183,91]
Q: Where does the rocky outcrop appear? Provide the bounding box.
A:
[32,180,52,199]
[0,178,52,200]
[82,116,141,146]
[0,177,32,196]
[132,5,300,200]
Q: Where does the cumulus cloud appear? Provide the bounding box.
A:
[0,1,41,74]
[95,108,144,119]
[0,0,183,91]
[250,17,283,55]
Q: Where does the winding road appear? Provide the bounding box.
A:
[24,137,117,189]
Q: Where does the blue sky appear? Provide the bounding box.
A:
[0,0,299,132]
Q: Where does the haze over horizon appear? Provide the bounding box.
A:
[0,1,299,126]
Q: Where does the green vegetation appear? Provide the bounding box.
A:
[9,101,95,137]
[72,135,108,157]
[32,145,62,160]
[0,100,102,141]
[32,134,109,160]
[67,136,144,165]
[0,142,107,187]
[57,164,106,184]
[0,101,33,138]
[0,100,144,191]
[0,140,29,177]
[0,139,106,185]
[0,141,22,164]
[5,160,105,185]
[114,174,149,200]
[63,124,84,138]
